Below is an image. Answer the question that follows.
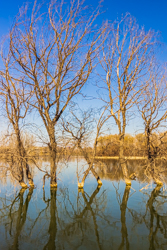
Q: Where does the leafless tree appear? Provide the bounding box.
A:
[9,0,106,188]
[62,107,109,188]
[0,52,34,188]
[137,63,167,185]
[98,14,156,185]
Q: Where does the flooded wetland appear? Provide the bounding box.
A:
[1,0,167,249]
[0,158,167,250]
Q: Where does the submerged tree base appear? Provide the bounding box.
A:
[125,178,131,186]
[29,181,35,187]
[20,182,28,188]
[78,179,102,189]
[78,182,84,189]
[97,179,102,186]
[129,173,136,180]
[50,183,58,188]
[154,179,163,186]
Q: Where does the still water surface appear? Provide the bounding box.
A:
[0,158,167,250]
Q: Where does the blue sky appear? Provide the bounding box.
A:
[1,0,167,64]
[1,0,167,43]
[0,0,167,136]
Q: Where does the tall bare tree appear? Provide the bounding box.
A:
[8,0,106,187]
[99,14,156,185]
[137,63,167,185]
[0,52,34,188]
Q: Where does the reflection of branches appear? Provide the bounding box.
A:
[57,185,114,249]
[113,182,122,205]
[77,186,101,218]
[29,189,50,234]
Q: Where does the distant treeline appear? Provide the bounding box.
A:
[1,132,167,158]
[95,133,167,157]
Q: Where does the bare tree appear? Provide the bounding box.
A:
[0,52,34,188]
[62,107,109,188]
[137,63,167,185]
[99,14,156,185]
[9,0,106,188]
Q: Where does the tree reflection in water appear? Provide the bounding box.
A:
[146,185,167,250]
[43,188,57,250]
[119,186,131,250]
[0,158,167,249]
[57,185,106,250]
[0,187,34,250]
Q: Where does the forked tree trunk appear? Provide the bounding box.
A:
[78,164,102,188]
[77,145,102,188]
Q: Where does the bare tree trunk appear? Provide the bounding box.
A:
[15,127,27,188]
[91,167,102,186]
[17,161,26,188]
[146,160,163,186]
[146,127,152,160]
[25,163,34,186]
[145,128,163,186]
[15,126,34,187]
[119,134,124,161]
[48,125,57,188]
[119,134,131,186]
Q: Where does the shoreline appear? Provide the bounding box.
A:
[95,156,146,160]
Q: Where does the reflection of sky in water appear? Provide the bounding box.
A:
[0,158,167,249]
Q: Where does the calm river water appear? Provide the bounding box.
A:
[0,158,167,250]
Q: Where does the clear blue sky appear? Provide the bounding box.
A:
[1,0,167,64]
[1,0,167,63]
[1,0,167,43]
[0,0,167,136]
